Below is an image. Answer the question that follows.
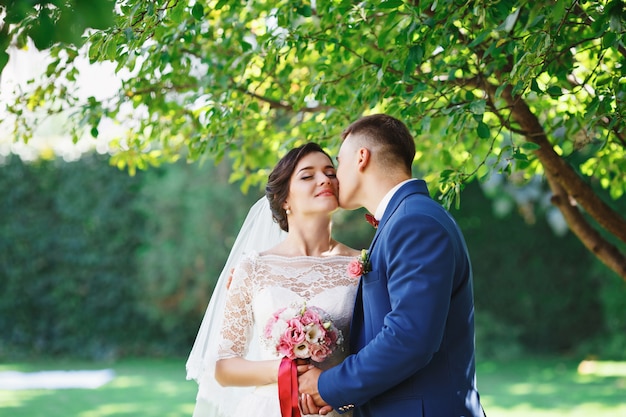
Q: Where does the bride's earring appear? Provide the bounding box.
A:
[285,208,291,215]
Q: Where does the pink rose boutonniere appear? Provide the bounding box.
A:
[348,249,371,278]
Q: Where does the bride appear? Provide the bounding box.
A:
[186,143,359,417]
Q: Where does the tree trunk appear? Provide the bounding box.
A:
[484,83,626,281]
[546,173,626,279]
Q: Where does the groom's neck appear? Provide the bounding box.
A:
[360,170,411,215]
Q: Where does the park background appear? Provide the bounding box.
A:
[1,0,626,416]
[1,151,624,417]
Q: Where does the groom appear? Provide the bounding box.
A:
[298,114,484,416]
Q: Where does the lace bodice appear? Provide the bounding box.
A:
[217,252,358,366]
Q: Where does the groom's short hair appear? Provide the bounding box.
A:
[341,114,415,174]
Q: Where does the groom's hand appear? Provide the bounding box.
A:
[298,366,333,415]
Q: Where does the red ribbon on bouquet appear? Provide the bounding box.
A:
[278,357,301,417]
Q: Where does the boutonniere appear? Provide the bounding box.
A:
[364,213,379,228]
[348,249,371,278]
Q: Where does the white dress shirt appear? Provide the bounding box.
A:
[373,178,418,220]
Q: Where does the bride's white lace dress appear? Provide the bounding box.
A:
[215,252,358,417]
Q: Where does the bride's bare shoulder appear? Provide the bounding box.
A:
[259,241,290,257]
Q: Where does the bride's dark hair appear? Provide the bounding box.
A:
[266,142,333,232]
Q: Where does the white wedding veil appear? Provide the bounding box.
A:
[186,196,287,417]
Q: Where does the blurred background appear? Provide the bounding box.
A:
[0,151,625,417]
[1,152,624,363]
[1,1,625,416]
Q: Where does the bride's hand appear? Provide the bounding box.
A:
[298,366,334,414]
[295,359,311,376]
[300,393,334,415]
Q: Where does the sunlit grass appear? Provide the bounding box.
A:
[0,358,197,417]
[478,357,626,417]
[0,356,624,416]
[577,359,626,377]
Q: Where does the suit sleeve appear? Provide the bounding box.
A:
[319,208,456,408]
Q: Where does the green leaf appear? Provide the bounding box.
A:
[495,83,508,98]
[379,0,404,9]
[440,169,455,179]
[525,10,545,30]
[530,79,542,94]
[546,86,562,97]
[497,8,520,33]
[609,15,623,32]
[169,2,185,22]
[30,8,55,50]
[609,186,623,200]
[124,27,135,42]
[512,151,529,161]
[404,45,424,78]
[215,0,229,10]
[0,50,10,74]
[468,30,491,48]
[511,80,526,96]
[477,121,490,139]
[192,3,204,20]
[297,5,312,17]
[469,100,486,115]
[521,142,541,151]
[106,39,117,60]
[420,115,431,133]
[88,33,104,63]
[515,159,531,169]
[409,44,424,65]
[241,39,253,51]
[602,31,617,49]
[550,0,567,24]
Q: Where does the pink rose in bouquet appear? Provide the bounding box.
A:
[264,303,343,362]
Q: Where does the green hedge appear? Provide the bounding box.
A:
[0,154,149,359]
[0,154,623,360]
[454,182,606,357]
[133,161,261,351]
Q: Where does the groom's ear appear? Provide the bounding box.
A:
[357,147,371,172]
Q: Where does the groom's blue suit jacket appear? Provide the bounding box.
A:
[319,180,483,417]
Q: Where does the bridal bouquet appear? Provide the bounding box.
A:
[264,303,343,363]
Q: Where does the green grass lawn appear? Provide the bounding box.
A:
[0,358,197,417]
[1,356,624,417]
[478,357,626,417]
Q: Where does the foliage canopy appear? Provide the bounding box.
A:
[1,0,626,279]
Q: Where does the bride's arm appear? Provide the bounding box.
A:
[214,257,282,387]
[215,357,281,387]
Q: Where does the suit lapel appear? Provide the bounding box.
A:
[351,180,430,351]
[349,281,365,352]
[366,179,430,254]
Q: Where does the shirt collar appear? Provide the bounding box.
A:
[373,178,417,220]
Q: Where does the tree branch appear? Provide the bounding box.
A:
[432,70,626,279]
[546,171,626,279]
[502,83,626,240]
[234,87,329,112]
